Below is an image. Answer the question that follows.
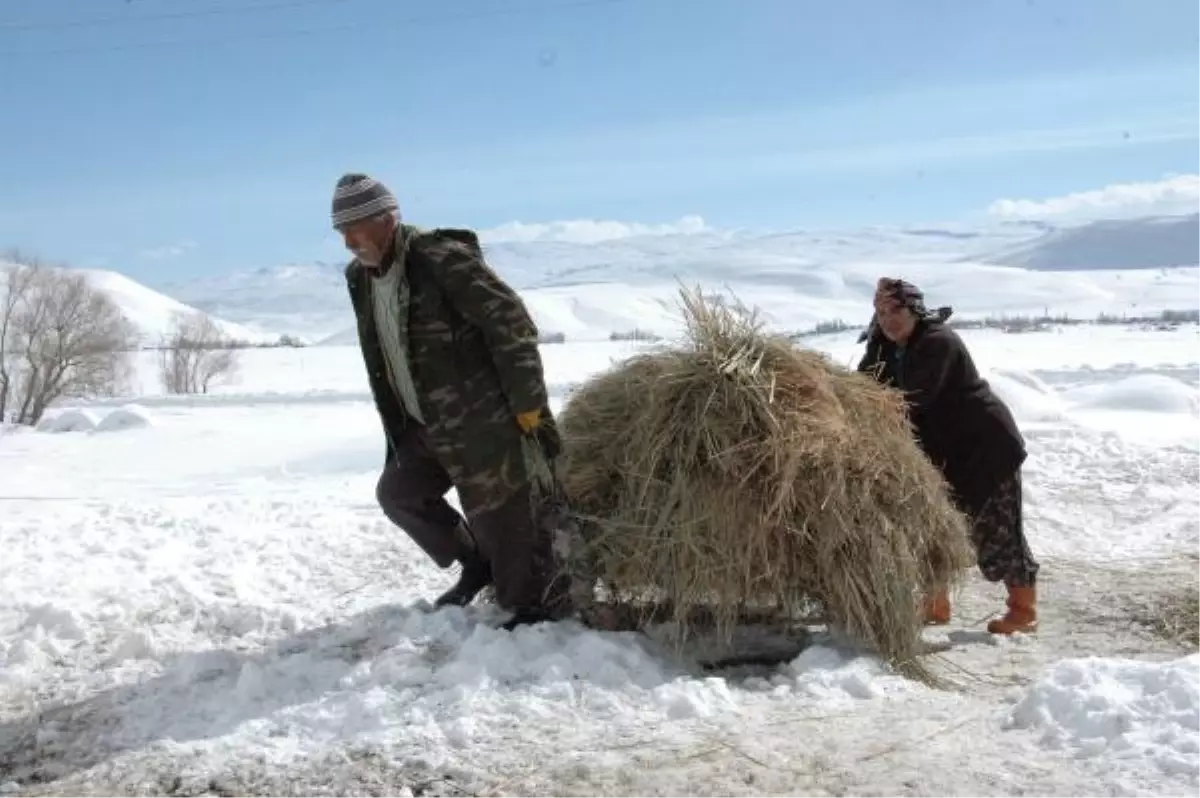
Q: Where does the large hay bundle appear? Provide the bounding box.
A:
[557,288,975,677]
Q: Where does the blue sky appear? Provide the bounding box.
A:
[0,0,1196,282]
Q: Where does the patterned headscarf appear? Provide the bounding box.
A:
[858,279,953,342]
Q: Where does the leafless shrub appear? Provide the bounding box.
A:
[0,250,136,426]
[158,311,240,394]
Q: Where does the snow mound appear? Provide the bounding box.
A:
[33,406,154,433]
[36,408,101,433]
[1006,654,1200,784]
[94,404,155,432]
[985,368,1067,423]
[1062,374,1199,415]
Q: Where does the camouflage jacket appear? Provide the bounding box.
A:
[345,225,557,510]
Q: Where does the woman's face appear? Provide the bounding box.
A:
[874,293,918,343]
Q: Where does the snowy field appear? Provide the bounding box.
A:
[1,323,1198,795]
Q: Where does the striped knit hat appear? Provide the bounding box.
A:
[331,173,399,229]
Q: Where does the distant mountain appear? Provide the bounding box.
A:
[157,224,1026,341]
[151,214,1199,343]
[156,261,347,345]
[981,213,1199,271]
[1,261,278,347]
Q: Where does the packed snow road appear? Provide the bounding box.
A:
[0,336,1197,796]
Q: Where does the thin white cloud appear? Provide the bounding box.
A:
[481,215,709,244]
[139,240,198,260]
[988,174,1200,220]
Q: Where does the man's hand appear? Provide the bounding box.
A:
[516,409,541,434]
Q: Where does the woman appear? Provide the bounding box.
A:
[857,278,1040,634]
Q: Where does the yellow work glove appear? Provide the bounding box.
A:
[516,409,541,434]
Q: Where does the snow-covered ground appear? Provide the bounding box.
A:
[1,323,1197,795]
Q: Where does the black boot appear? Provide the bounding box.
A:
[498,573,575,631]
[434,522,493,608]
[434,555,492,607]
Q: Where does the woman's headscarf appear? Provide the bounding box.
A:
[857,279,954,343]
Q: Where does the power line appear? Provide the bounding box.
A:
[0,0,637,57]
[0,0,355,32]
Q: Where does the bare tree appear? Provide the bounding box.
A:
[0,251,137,426]
[158,311,240,395]
[0,252,36,421]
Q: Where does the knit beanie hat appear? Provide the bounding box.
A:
[331,173,399,229]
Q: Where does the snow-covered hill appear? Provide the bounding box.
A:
[1,261,279,347]
[153,213,1199,343]
[157,262,349,346]
[981,213,1199,271]
[156,222,1025,342]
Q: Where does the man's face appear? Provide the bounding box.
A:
[339,213,395,267]
[873,285,918,343]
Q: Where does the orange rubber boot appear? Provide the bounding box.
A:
[987,585,1038,634]
[921,591,952,625]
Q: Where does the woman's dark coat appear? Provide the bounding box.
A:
[857,320,1026,517]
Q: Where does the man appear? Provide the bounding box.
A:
[857,278,1040,635]
[333,172,569,629]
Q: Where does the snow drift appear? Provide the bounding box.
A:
[1006,654,1200,786]
[1061,374,1199,416]
[985,368,1069,423]
[36,409,102,433]
[35,405,154,433]
[94,405,155,432]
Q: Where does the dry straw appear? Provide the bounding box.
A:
[556,286,975,680]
